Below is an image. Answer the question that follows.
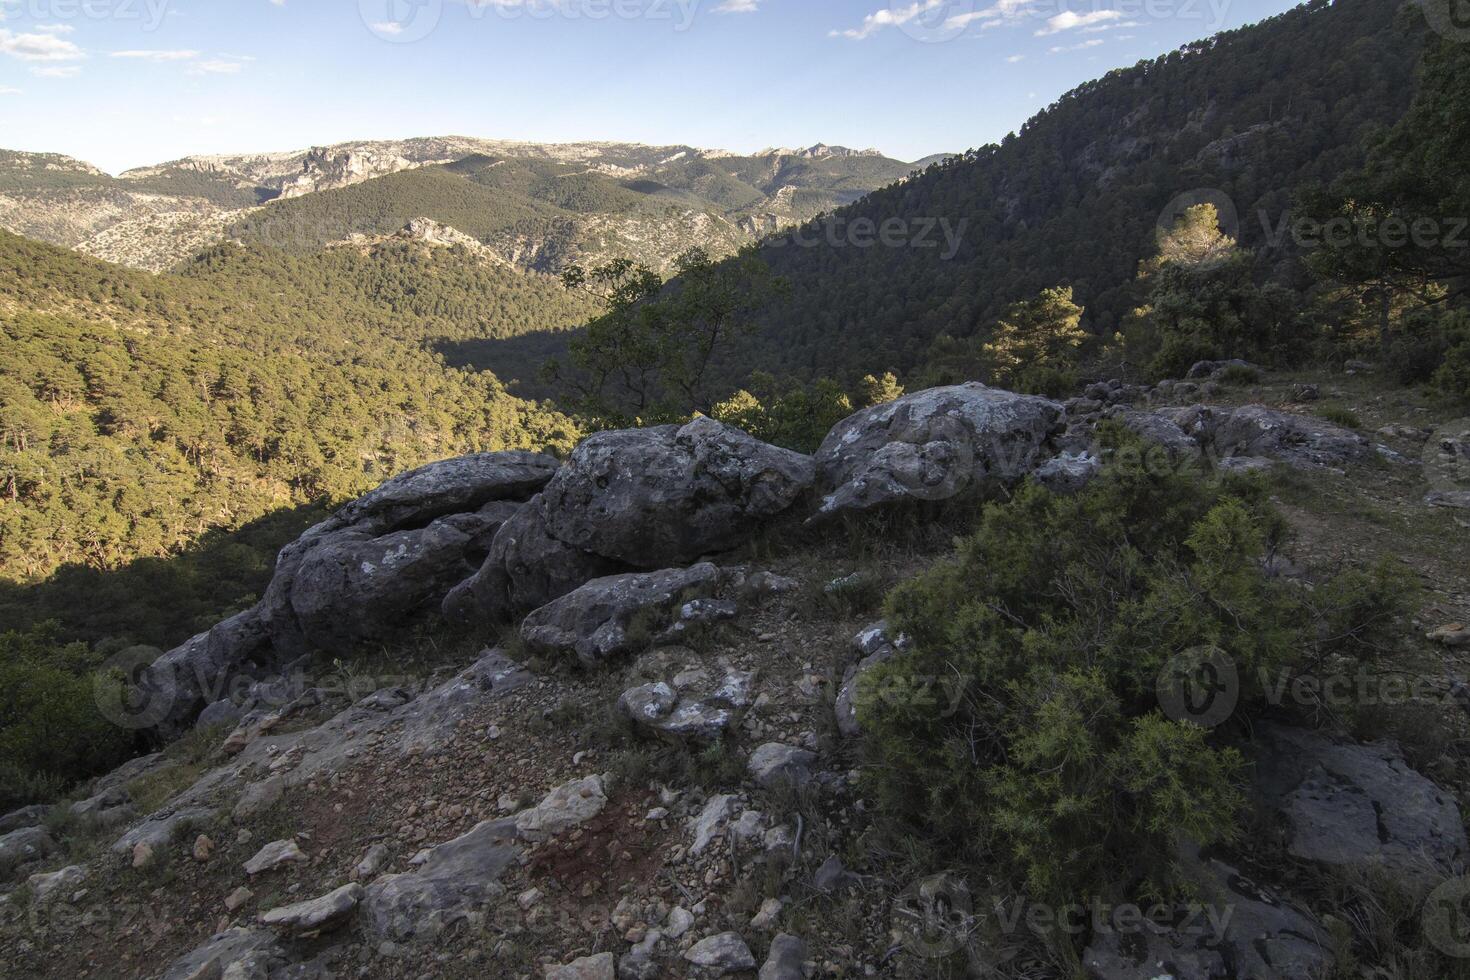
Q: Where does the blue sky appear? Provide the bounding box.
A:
[1,0,1301,173]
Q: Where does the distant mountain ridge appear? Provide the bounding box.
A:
[0,137,939,273]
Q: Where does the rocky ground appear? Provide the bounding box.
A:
[0,366,1466,980]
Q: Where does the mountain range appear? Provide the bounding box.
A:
[0,138,938,274]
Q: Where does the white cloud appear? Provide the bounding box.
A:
[1036,9,1121,35]
[35,23,74,34]
[111,49,201,60]
[1005,53,1024,63]
[715,0,759,11]
[31,64,80,77]
[0,27,84,61]
[1048,37,1105,52]
[0,85,20,94]
[831,0,1039,41]
[187,58,244,74]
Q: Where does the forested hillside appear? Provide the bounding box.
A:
[717,0,1429,385]
[0,232,593,642]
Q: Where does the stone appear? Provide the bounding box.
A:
[684,932,756,973]
[1429,623,1470,648]
[748,743,817,789]
[0,826,54,879]
[1083,843,1324,980]
[618,665,757,742]
[835,622,905,738]
[1034,452,1102,493]
[545,952,616,980]
[812,855,856,894]
[26,865,86,903]
[1115,409,1205,462]
[259,882,362,935]
[159,928,286,980]
[198,697,245,730]
[1290,383,1321,401]
[243,839,308,876]
[1185,358,1256,380]
[225,886,255,912]
[1156,404,1369,470]
[666,906,695,939]
[759,934,809,980]
[0,804,50,836]
[514,776,607,841]
[750,897,783,930]
[521,564,725,666]
[689,795,737,856]
[354,843,389,880]
[362,818,519,941]
[618,950,660,980]
[68,787,136,830]
[539,416,816,569]
[810,383,1062,522]
[193,834,215,862]
[232,775,287,824]
[135,608,273,740]
[1252,723,1466,890]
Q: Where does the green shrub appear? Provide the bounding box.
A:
[1315,404,1363,429]
[0,625,138,811]
[857,438,1406,903]
[1218,363,1263,386]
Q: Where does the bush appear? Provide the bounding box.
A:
[857,434,1407,902]
[1316,404,1363,429]
[0,625,139,812]
[1218,363,1263,386]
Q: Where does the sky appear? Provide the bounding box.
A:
[0,0,1303,174]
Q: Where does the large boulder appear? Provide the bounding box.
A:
[262,452,557,656]
[444,502,627,624]
[539,416,816,568]
[362,818,519,941]
[137,608,272,740]
[1150,405,1370,471]
[287,502,520,655]
[1252,723,1466,890]
[811,383,1062,522]
[159,928,286,980]
[521,564,726,666]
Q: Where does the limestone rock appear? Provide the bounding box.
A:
[159,928,286,980]
[1252,723,1466,889]
[684,932,757,973]
[749,743,817,788]
[362,818,519,941]
[539,416,815,569]
[545,952,616,980]
[521,564,725,666]
[0,804,51,836]
[258,882,362,935]
[811,383,1062,522]
[26,864,86,903]
[243,839,308,876]
[760,934,810,980]
[618,664,756,741]
[835,622,906,738]
[515,776,607,841]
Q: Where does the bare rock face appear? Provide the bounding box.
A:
[362,818,520,941]
[538,417,815,568]
[159,927,287,980]
[259,882,363,935]
[262,452,557,656]
[1084,844,1325,980]
[520,564,726,666]
[0,826,54,880]
[137,608,273,740]
[811,383,1063,522]
[445,502,628,625]
[514,775,607,841]
[1252,723,1467,890]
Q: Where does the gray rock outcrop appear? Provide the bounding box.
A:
[362,818,519,941]
[811,383,1062,522]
